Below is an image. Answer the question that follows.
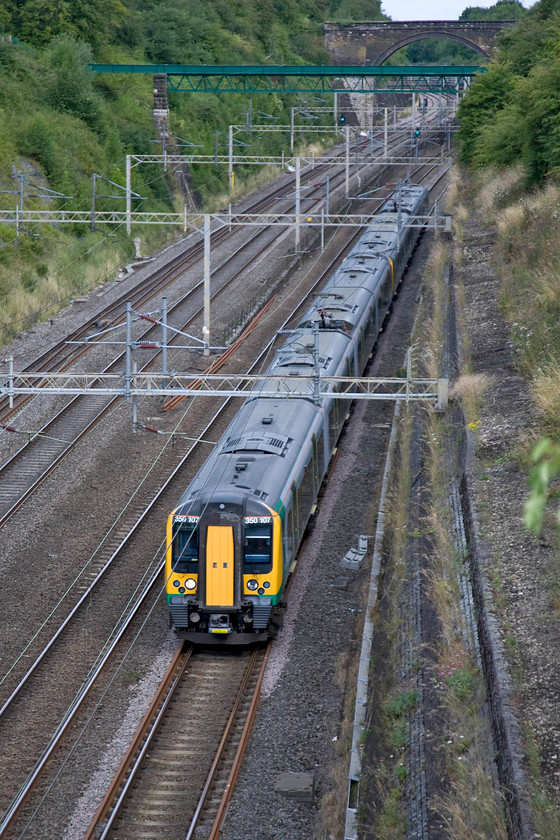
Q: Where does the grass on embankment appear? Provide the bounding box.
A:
[353,233,507,839]
[0,36,332,347]
[476,168,560,435]
[460,166,560,836]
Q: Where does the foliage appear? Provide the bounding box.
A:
[460,0,526,20]
[525,438,560,533]
[9,0,127,49]
[331,0,387,22]
[457,64,516,163]
[457,0,560,184]
[405,38,477,66]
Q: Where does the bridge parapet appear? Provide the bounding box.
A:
[324,20,517,65]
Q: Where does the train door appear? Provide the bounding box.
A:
[328,401,338,454]
[205,525,234,606]
[291,485,300,550]
[313,430,325,489]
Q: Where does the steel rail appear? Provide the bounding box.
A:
[0,158,449,838]
[0,159,353,527]
[0,552,168,838]
[184,646,268,840]
[84,646,193,840]
[206,643,272,840]
[0,213,369,835]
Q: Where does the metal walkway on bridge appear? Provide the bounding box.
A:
[87,64,485,94]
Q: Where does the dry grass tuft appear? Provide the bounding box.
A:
[534,266,560,307]
[444,167,462,212]
[527,181,560,217]
[531,370,560,424]
[315,761,349,840]
[496,202,526,238]
[450,373,491,402]
[452,203,469,242]
[421,240,449,377]
[477,166,525,216]
[436,771,508,840]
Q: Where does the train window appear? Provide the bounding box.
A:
[244,522,273,571]
[314,431,324,488]
[172,522,199,572]
[285,508,294,566]
[298,452,315,531]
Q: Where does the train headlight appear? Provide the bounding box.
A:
[263,581,270,589]
[247,579,258,591]
[173,580,180,588]
[185,578,197,591]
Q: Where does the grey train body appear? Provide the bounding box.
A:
[167,183,429,642]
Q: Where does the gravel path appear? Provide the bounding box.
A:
[457,200,560,817]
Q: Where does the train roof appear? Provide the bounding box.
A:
[176,396,322,511]
[173,182,428,515]
[379,183,429,214]
[269,329,350,376]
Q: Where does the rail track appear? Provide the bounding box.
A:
[0,203,380,837]
[0,119,417,420]
[0,147,450,839]
[0,123,442,528]
[85,644,269,840]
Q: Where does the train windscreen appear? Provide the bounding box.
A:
[244,521,272,568]
[172,521,199,572]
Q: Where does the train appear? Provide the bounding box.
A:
[165,182,429,643]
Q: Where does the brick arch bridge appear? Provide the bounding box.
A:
[324,20,517,65]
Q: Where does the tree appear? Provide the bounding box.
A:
[42,35,102,129]
[460,0,527,21]
[16,0,74,47]
[456,64,515,163]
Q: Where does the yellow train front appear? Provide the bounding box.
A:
[166,491,286,644]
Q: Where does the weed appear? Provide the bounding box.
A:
[375,787,406,838]
[384,690,418,719]
[446,666,474,699]
[393,763,406,783]
[523,724,560,838]
[122,668,143,685]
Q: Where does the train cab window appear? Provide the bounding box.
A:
[172,521,199,572]
[244,522,273,572]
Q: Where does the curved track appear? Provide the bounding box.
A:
[0,125,443,528]
[0,142,451,839]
